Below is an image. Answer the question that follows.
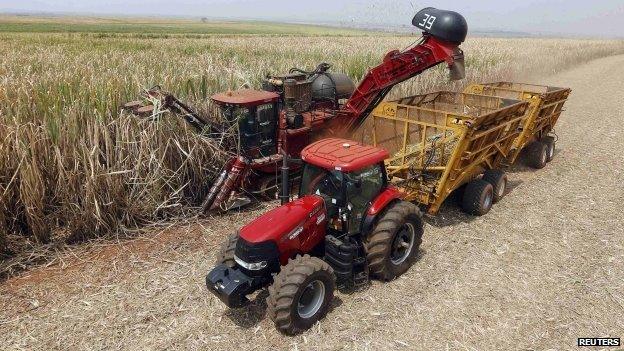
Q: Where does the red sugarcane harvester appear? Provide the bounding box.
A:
[204,9,468,334]
[124,7,468,212]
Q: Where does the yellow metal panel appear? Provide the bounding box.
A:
[464,82,571,165]
[372,91,529,214]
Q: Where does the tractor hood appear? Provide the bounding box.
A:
[239,195,325,244]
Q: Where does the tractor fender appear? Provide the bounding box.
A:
[367,187,404,216]
[361,187,404,236]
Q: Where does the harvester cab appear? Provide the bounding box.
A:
[207,138,424,334]
[210,89,280,159]
[202,67,357,212]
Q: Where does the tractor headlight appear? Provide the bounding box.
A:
[234,255,268,271]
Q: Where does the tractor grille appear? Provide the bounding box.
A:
[234,238,280,276]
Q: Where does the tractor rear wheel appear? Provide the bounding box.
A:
[482,169,507,203]
[365,201,423,281]
[267,255,335,335]
[526,141,548,169]
[462,179,494,216]
[215,232,238,268]
[542,136,556,162]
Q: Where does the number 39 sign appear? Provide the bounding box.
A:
[417,13,437,30]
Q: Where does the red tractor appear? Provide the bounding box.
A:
[125,7,468,212]
[207,138,424,334]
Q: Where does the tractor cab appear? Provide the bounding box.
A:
[211,89,280,159]
[299,138,390,235]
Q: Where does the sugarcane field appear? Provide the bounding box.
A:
[1,1,624,350]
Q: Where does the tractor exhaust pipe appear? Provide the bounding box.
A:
[280,152,290,205]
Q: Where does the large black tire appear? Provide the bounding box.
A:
[267,255,335,335]
[482,169,507,203]
[526,141,548,169]
[462,179,494,216]
[365,201,423,281]
[215,232,238,267]
[542,136,556,162]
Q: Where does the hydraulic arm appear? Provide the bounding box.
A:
[335,35,465,135]
[124,86,221,135]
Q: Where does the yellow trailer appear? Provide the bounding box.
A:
[464,82,571,168]
[368,91,529,215]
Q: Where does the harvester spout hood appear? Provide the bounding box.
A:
[412,7,468,44]
[449,48,465,81]
[411,7,467,81]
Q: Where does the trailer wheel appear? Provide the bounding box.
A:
[542,136,556,162]
[215,232,238,268]
[462,179,494,216]
[482,170,507,203]
[365,201,423,281]
[267,255,335,335]
[526,141,548,169]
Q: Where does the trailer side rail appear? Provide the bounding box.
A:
[464,82,571,164]
[370,91,528,213]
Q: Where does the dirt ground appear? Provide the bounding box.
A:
[2,55,624,351]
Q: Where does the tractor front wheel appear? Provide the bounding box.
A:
[365,201,423,281]
[215,232,238,267]
[267,255,335,335]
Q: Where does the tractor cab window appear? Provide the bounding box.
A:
[345,164,385,234]
[299,164,344,219]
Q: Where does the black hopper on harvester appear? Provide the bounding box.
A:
[202,8,469,334]
[124,7,467,214]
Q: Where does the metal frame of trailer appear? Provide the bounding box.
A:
[463,82,571,165]
[369,91,529,214]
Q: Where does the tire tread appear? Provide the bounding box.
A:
[365,201,423,281]
[526,141,548,169]
[215,232,238,267]
[267,255,335,335]
[462,179,494,215]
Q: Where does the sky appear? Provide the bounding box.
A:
[1,0,623,37]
